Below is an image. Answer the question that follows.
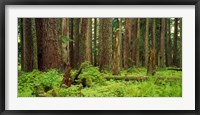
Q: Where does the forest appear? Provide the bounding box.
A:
[18,18,182,97]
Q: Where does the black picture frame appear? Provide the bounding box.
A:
[0,0,199,115]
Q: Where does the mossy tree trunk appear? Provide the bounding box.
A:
[23,18,33,72]
[62,18,70,68]
[112,18,121,75]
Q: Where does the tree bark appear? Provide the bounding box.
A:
[179,18,182,67]
[35,18,61,71]
[124,18,132,69]
[160,18,165,68]
[69,18,74,68]
[98,19,103,68]
[85,18,92,63]
[112,18,121,75]
[152,18,156,50]
[79,18,89,64]
[62,18,70,68]
[173,18,178,67]
[136,18,140,67]
[31,19,38,69]
[132,19,137,66]
[74,18,80,69]
[99,18,112,71]
[166,19,172,66]
[94,18,97,66]
[20,18,24,70]
[144,18,149,67]
[23,18,33,72]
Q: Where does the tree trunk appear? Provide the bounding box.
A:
[124,18,132,69]
[74,18,80,69]
[20,18,24,70]
[144,18,149,67]
[79,18,89,64]
[136,18,140,67]
[69,18,74,68]
[166,19,172,66]
[62,18,70,68]
[89,18,93,64]
[98,19,103,68]
[179,18,182,67]
[31,19,38,69]
[152,18,156,50]
[94,18,97,66]
[160,18,165,68]
[173,18,178,67]
[22,18,33,72]
[35,18,61,71]
[112,18,121,75]
[99,18,112,71]
[132,19,137,66]
[85,18,92,63]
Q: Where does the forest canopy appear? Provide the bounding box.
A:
[18,18,182,97]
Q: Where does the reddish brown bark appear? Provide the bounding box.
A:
[124,18,132,69]
[35,18,61,71]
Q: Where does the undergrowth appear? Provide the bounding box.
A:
[18,66,182,97]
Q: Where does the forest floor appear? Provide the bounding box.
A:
[18,65,182,97]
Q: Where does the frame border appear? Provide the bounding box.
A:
[0,0,199,115]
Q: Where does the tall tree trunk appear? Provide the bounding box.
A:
[112,18,121,75]
[31,19,38,69]
[35,18,43,70]
[94,18,97,66]
[35,18,61,71]
[152,18,156,50]
[136,18,140,67]
[62,18,70,68]
[124,18,132,69]
[23,18,33,72]
[85,18,91,63]
[179,18,182,67]
[160,18,165,68]
[98,19,103,67]
[132,19,137,66]
[89,18,93,65]
[120,19,124,68]
[99,18,112,71]
[144,18,149,67]
[173,18,178,67]
[166,18,172,66]
[20,18,24,70]
[79,18,89,64]
[74,18,80,69]
[69,18,74,68]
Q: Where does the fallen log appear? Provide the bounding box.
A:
[105,76,181,82]
[167,68,182,71]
